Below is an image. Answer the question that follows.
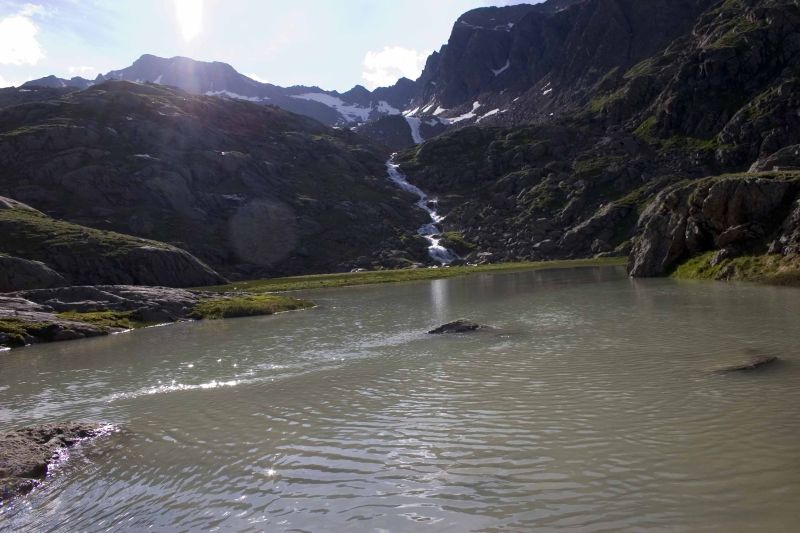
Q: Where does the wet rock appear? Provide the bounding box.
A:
[428,320,485,334]
[713,355,779,374]
[0,422,112,503]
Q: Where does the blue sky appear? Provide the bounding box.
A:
[0,0,538,91]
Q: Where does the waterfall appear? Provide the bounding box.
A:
[386,158,459,265]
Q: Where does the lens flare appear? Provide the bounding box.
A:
[174,0,203,42]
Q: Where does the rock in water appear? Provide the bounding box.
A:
[714,355,779,374]
[428,320,484,334]
[0,422,114,503]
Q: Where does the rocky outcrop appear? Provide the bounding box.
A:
[393,0,800,270]
[0,423,113,503]
[16,285,203,322]
[0,197,225,288]
[628,173,800,277]
[0,285,313,349]
[0,255,66,292]
[0,285,209,348]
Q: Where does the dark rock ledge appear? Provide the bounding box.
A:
[0,422,115,504]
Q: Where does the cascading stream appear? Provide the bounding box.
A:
[386,157,458,264]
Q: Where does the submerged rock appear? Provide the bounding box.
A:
[713,355,779,374]
[428,319,486,334]
[0,422,113,504]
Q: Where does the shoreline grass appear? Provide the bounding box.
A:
[189,294,314,319]
[200,258,627,294]
[671,252,800,286]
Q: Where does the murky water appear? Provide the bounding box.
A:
[2,266,800,532]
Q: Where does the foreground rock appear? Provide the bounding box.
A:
[713,355,779,374]
[428,320,486,334]
[0,423,112,504]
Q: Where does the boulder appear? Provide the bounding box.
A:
[0,422,113,503]
[428,319,485,334]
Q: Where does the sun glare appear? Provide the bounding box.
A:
[174,0,203,42]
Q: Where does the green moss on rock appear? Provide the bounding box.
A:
[55,310,147,330]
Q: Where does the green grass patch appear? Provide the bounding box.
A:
[439,231,477,255]
[586,90,625,113]
[0,206,169,260]
[573,155,625,178]
[634,116,658,141]
[624,58,656,79]
[56,310,148,330]
[189,294,313,319]
[671,252,795,283]
[709,17,768,49]
[0,318,49,347]
[199,258,627,294]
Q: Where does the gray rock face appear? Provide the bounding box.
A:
[628,174,800,277]
[0,255,66,292]
[0,423,112,503]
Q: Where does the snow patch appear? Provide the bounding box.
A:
[154,74,163,84]
[446,101,482,124]
[403,106,420,117]
[292,92,370,122]
[376,100,400,115]
[543,88,553,96]
[433,106,448,116]
[205,90,266,102]
[404,116,424,144]
[491,59,511,76]
[476,108,500,123]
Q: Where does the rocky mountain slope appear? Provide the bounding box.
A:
[20,55,415,128]
[0,81,426,280]
[0,196,223,291]
[394,0,800,280]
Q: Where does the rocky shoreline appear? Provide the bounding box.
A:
[0,422,115,504]
[0,285,312,350]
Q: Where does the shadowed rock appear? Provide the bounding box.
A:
[428,319,486,334]
[0,422,113,503]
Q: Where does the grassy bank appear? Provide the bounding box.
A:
[189,294,314,319]
[201,258,626,294]
[672,252,800,286]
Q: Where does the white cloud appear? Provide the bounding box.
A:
[247,73,269,84]
[362,46,429,89]
[0,73,19,88]
[0,4,46,66]
[68,65,96,76]
[174,0,203,42]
